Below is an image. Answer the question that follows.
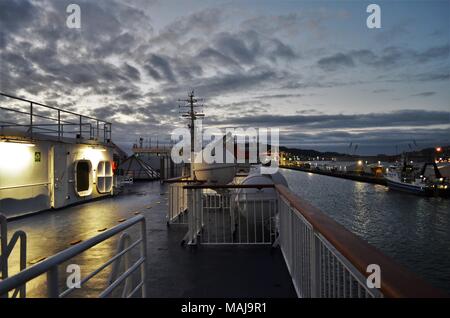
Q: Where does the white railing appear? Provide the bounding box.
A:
[275,184,447,298]
[167,182,188,224]
[0,215,147,298]
[184,185,277,245]
[277,195,381,298]
[0,214,27,298]
[182,183,445,298]
[0,93,112,142]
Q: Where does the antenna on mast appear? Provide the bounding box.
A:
[178,89,205,178]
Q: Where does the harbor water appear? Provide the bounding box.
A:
[281,168,450,293]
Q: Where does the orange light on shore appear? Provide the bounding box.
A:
[436,147,442,152]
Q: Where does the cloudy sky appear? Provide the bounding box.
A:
[0,0,449,155]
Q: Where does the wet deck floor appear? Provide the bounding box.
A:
[6,182,296,298]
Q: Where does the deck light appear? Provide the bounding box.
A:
[0,140,35,147]
[81,147,107,164]
[0,141,35,173]
[89,145,107,152]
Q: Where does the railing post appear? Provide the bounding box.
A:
[47,266,59,298]
[310,231,321,298]
[29,102,33,137]
[185,189,201,244]
[167,184,173,223]
[287,204,296,276]
[186,188,195,244]
[195,189,202,240]
[79,115,82,138]
[19,231,27,298]
[140,219,147,297]
[57,110,61,140]
[0,215,28,298]
[0,214,9,285]
[192,189,199,244]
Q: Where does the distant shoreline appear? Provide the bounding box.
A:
[280,166,387,186]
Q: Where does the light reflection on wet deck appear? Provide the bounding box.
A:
[6,182,164,297]
[6,181,296,298]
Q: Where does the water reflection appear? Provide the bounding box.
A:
[281,168,450,293]
[6,182,163,297]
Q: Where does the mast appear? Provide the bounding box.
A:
[179,90,204,178]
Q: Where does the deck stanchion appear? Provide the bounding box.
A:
[140,219,147,297]
[47,266,59,298]
[310,231,320,298]
[29,102,33,137]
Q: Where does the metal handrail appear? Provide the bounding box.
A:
[274,184,447,298]
[182,183,447,298]
[184,184,276,189]
[0,215,147,298]
[164,176,198,183]
[0,214,27,298]
[0,93,111,124]
[0,92,112,142]
[167,182,189,225]
[0,105,82,126]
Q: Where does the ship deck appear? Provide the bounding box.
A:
[6,181,296,298]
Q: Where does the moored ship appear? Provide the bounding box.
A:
[385,158,449,196]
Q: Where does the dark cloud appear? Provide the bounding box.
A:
[318,45,450,71]
[253,93,306,100]
[186,69,277,97]
[318,53,354,71]
[296,109,323,115]
[202,30,299,69]
[0,0,35,35]
[411,92,436,97]
[150,7,223,47]
[380,70,450,84]
[240,13,305,36]
[374,22,411,44]
[372,88,392,94]
[214,32,259,65]
[196,48,242,71]
[122,63,141,81]
[270,39,298,60]
[209,109,450,130]
[145,54,176,82]
[279,127,450,155]
[416,45,450,63]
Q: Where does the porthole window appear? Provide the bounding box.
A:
[97,161,113,193]
[75,160,93,197]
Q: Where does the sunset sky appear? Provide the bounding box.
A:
[1,0,449,154]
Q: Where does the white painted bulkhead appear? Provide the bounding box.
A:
[0,139,114,218]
